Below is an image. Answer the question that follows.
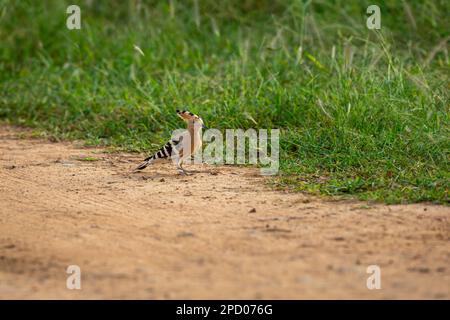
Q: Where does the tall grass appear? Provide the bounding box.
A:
[0,0,448,203]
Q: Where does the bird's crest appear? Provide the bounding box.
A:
[176,109,201,121]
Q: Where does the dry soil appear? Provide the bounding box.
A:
[0,126,448,299]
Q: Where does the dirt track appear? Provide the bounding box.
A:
[0,126,449,299]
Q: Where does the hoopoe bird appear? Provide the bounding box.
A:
[134,110,207,175]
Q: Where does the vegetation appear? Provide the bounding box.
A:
[0,0,448,203]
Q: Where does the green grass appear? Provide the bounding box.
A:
[0,0,449,203]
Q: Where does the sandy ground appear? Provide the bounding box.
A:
[0,125,448,299]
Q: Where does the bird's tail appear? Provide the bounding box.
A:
[134,156,155,171]
[134,142,173,172]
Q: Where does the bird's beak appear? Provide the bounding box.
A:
[202,124,208,129]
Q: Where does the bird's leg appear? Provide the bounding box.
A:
[176,158,190,175]
[181,162,195,174]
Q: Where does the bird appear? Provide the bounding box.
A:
[134,109,208,175]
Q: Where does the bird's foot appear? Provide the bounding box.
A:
[177,169,191,176]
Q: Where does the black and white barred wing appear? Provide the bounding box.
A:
[134,135,184,171]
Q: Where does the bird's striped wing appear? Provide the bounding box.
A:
[134,135,184,171]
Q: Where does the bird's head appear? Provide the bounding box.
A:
[176,109,208,129]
